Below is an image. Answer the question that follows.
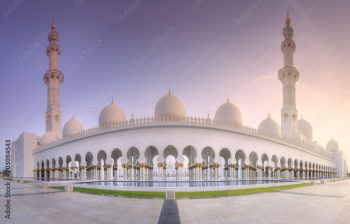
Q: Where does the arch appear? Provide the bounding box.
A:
[144,145,158,167]
[52,158,57,169]
[127,147,140,165]
[65,155,72,167]
[219,148,232,169]
[235,149,246,166]
[163,145,179,160]
[97,150,107,166]
[58,157,63,169]
[280,157,286,169]
[111,148,122,167]
[183,145,198,166]
[249,151,258,168]
[74,153,82,168]
[201,146,215,167]
[261,153,269,164]
[84,152,94,168]
[287,158,293,169]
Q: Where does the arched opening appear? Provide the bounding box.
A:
[219,148,231,179]
[145,146,158,179]
[261,153,269,178]
[84,152,93,179]
[271,155,278,178]
[235,149,246,180]
[111,148,122,179]
[97,150,107,180]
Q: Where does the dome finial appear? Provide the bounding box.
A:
[132,111,134,118]
[169,89,171,95]
[111,98,114,104]
[332,136,333,140]
[207,111,210,118]
[73,114,74,120]
[227,97,229,103]
[51,17,56,31]
[285,11,291,26]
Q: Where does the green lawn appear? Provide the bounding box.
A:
[51,183,310,198]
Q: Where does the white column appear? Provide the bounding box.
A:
[268,167,272,179]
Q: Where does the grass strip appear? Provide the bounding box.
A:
[50,183,310,198]
[176,183,310,198]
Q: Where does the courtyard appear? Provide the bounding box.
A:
[0,178,349,223]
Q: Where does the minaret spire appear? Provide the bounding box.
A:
[44,19,64,138]
[278,12,300,138]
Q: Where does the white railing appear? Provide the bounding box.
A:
[35,115,332,159]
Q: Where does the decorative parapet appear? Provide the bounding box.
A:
[33,115,333,160]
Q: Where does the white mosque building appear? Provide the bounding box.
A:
[11,15,347,182]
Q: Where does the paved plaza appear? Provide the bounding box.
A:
[0,179,350,223]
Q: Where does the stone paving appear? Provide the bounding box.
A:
[0,179,349,223]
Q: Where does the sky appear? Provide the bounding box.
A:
[0,0,350,171]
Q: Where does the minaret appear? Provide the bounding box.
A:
[44,18,64,138]
[278,12,299,138]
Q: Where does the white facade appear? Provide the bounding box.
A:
[11,15,347,180]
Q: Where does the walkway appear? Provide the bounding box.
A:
[0,179,349,223]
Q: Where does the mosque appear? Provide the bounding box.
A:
[11,14,347,182]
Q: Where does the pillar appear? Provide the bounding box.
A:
[268,166,272,179]
[210,165,213,180]
[245,165,250,180]
[231,164,235,180]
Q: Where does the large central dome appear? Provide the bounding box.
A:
[214,99,243,126]
[154,90,186,119]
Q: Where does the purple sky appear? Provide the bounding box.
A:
[1,0,350,171]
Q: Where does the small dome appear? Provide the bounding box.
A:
[40,130,57,146]
[99,99,127,126]
[258,116,281,137]
[63,116,84,137]
[297,117,313,139]
[304,138,317,152]
[286,128,302,144]
[326,138,339,153]
[154,90,186,119]
[317,144,326,155]
[214,98,243,126]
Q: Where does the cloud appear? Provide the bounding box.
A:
[253,74,275,83]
